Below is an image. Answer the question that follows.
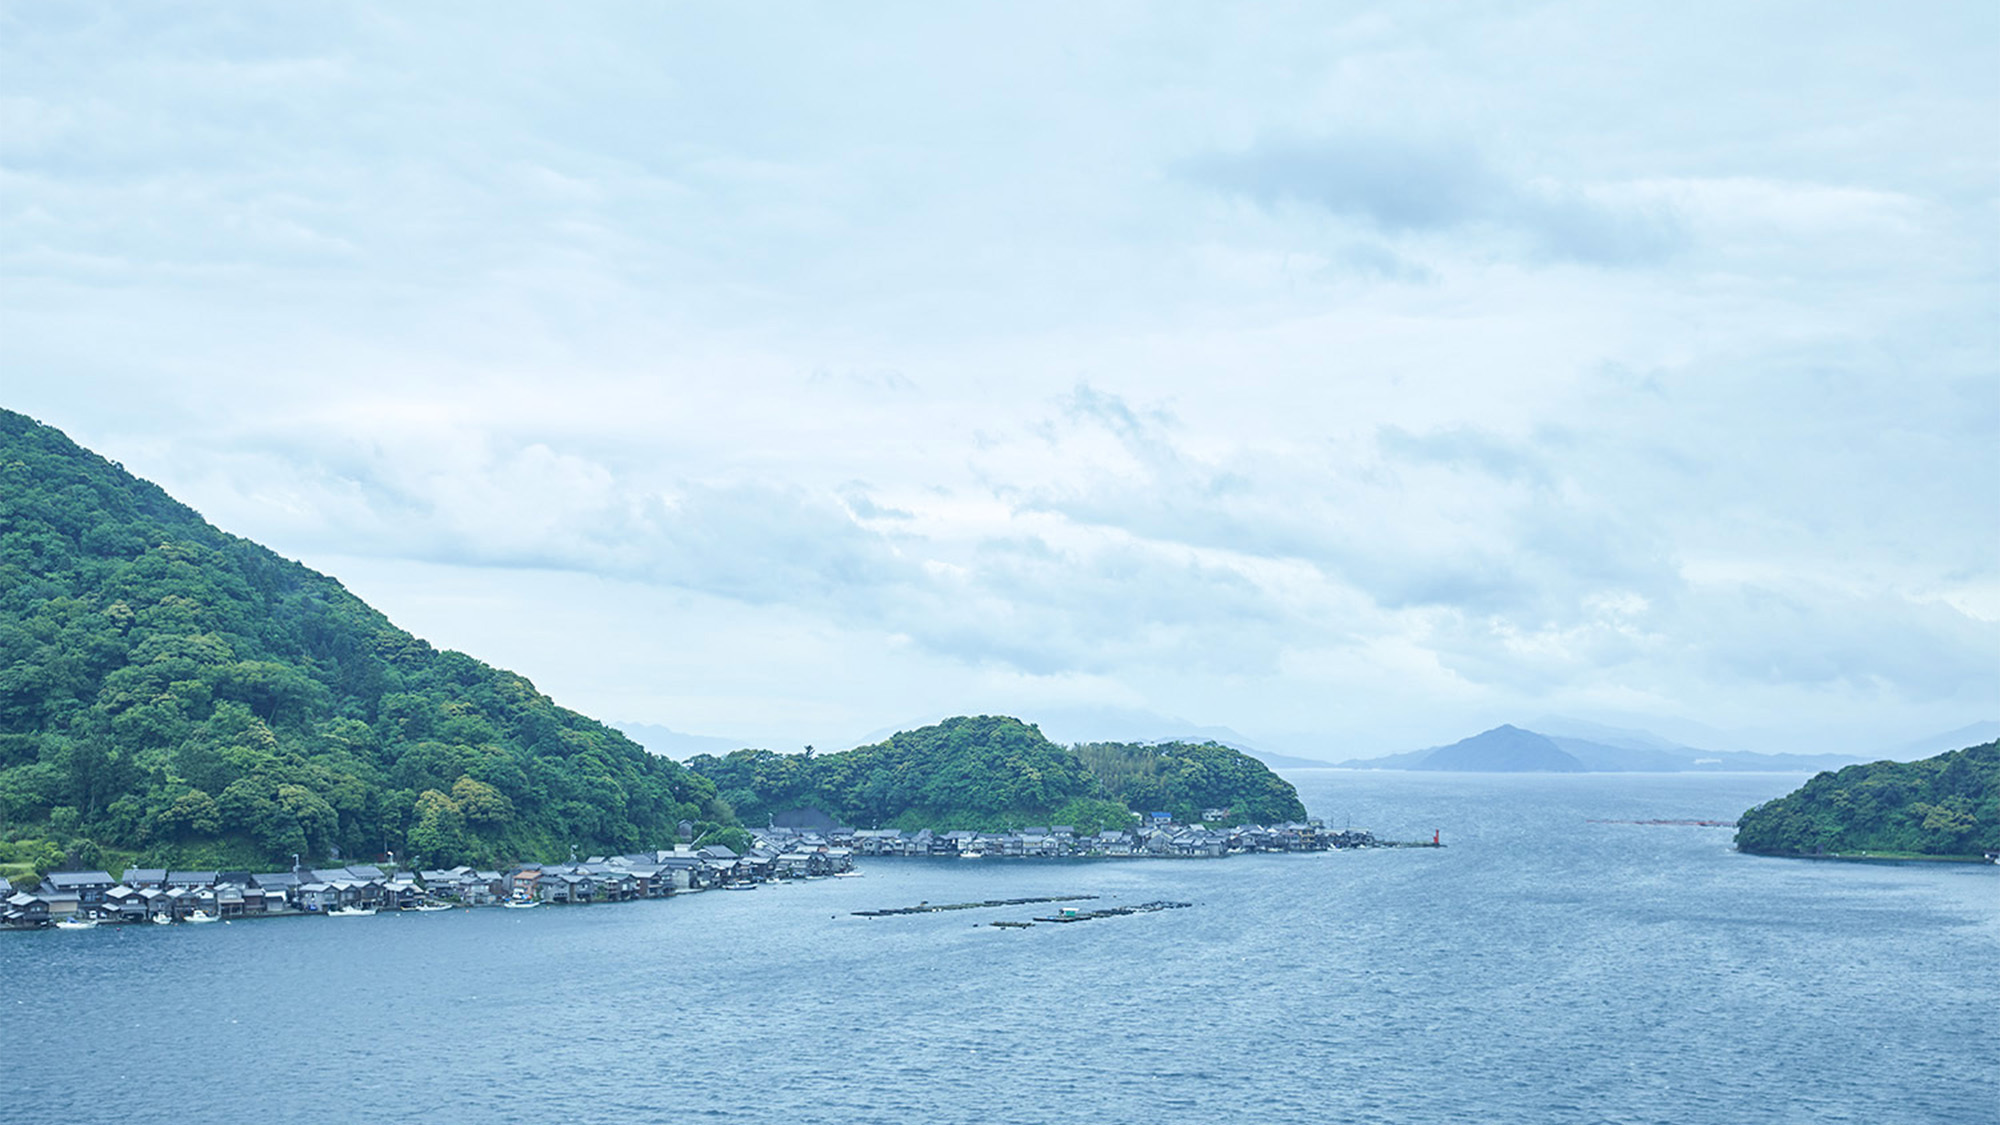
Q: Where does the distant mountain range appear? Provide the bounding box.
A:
[1887,720,2000,760]
[1339,724,1868,773]
[616,709,2000,778]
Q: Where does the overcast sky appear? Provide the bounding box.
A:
[3,3,1995,757]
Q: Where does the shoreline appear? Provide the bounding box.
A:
[1739,849,1997,866]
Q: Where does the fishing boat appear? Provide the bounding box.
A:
[721,882,757,891]
[327,905,376,917]
[832,870,864,878]
[411,901,454,913]
[151,913,173,925]
[501,897,539,909]
[185,910,219,924]
[53,916,97,930]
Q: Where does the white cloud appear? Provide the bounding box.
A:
[1,2,1993,755]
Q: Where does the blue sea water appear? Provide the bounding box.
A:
[5,770,1996,1125]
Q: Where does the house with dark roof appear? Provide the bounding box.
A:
[654,854,709,890]
[3,891,49,928]
[42,870,116,904]
[122,868,167,889]
[250,873,300,910]
[138,887,173,920]
[37,889,82,918]
[105,885,149,922]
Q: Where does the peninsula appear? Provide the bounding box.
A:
[0,408,726,885]
[688,715,1310,834]
[0,409,1333,910]
[1734,738,2000,861]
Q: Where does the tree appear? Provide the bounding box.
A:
[407,789,468,867]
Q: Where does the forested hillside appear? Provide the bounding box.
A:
[689,717,1307,832]
[1735,740,2000,858]
[1072,739,1308,825]
[0,409,724,874]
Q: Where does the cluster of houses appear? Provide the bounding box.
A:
[774,816,1369,859]
[0,841,853,929]
[3,815,1371,931]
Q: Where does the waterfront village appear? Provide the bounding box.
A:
[3,816,1374,929]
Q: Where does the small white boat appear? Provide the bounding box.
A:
[832,870,864,878]
[959,851,983,859]
[721,882,757,891]
[327,905,376,917]
[53,917,97,930]
[185,910,219,924]
[501,898,539,909]
[151,914,173,926]
[411,902,454,913]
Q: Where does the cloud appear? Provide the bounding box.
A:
[4,3,1993,753]
[1185,133,1684,265]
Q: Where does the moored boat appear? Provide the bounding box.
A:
[327,905,376,917]
[53,917,97,930]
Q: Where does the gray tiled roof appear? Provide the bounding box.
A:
[43,871,115,888]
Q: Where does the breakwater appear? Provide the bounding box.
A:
[853,895,1097,917]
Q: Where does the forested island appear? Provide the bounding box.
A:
[1735,739,2000,860]
[0,410,1311,889]
[688,715,1309,833]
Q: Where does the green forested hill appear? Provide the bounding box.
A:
[1734,740,2000,858]
[1072,740,1308,825]
[688,716,1307,832]
[0,409,722,873]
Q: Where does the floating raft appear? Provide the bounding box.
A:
[1029,900,1192,924]
[853,895,1097,917]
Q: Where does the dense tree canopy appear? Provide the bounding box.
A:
[1735,740,2000,857]
[0,409,722,871]
[689,718,1307,831]
[1073,740,1309,825]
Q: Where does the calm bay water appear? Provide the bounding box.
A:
[6,770,1996,1124]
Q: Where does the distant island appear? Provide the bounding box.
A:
[1735,739,2000,861]
[688,715,1308,833]
[1339,724,1864,773]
